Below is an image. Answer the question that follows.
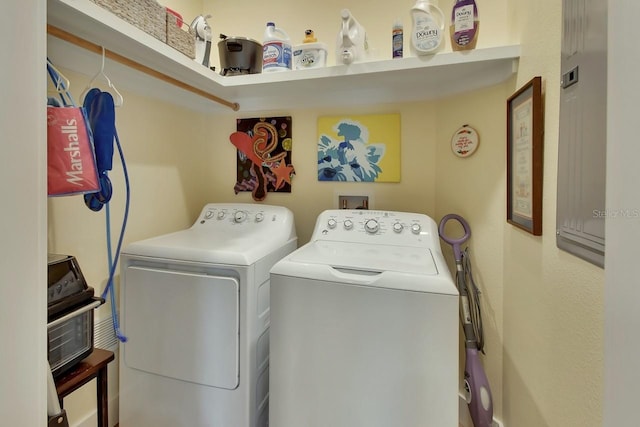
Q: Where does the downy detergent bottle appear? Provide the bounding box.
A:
[410,0,445,55]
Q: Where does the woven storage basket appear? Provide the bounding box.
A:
[91,0,166,42]
[166,13,195,59]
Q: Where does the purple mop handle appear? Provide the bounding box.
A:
[466,347,494,427]
[438,213,471,262]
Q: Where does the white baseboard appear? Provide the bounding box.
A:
[70,394,119,427]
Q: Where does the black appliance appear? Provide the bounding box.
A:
[47,254,103,377]
[218,34,263,76]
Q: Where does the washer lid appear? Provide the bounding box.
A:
[291,240,438,275]
[272,240,457,295]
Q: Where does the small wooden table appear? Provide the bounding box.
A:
[55,348,115,427]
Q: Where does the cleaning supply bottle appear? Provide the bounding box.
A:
[263,22,292,72]
[410,0,445,55]
[450,0,479,51]
[293,30,328,70]
[336,9,369,65]
[392,18,403,58]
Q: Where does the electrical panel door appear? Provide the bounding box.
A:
[557,0,607,267]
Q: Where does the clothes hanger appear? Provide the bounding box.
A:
[81,46,124,107]
[47,58,76,106]
[47,58,71,93]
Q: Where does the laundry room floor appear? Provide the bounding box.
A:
[113,423,465,426]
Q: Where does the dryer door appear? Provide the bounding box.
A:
[122,266,239,389]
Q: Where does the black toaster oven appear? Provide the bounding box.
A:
[47,254,103,377]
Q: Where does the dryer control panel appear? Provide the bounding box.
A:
[195,203,290,228]
[122,203,297,266]
[311,209,441,249]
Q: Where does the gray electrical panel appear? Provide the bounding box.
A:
[557,0,607,267]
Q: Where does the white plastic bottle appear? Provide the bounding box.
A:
[335,9,369,65]
[263,22,292,72]
[410,0,445,55]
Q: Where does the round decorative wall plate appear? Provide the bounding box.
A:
[451,125,479,158]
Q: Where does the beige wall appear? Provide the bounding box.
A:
[198,102,438,244]
[161,0,204,29]
[503,1,604,426]
[46,0,605,426]
[435,81,511,421]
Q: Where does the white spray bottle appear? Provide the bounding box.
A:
[410,0,445,55]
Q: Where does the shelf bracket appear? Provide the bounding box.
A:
[47,25,240,111]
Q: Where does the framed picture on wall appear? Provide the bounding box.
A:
[317,114,401,182]
[506,76,543,236]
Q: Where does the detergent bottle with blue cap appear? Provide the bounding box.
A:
[263,22,292,72]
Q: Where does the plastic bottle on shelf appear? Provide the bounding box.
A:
[392,18,403,58]
[450,0,479,51]
[263,22,292,72]
[410,0,445,55]
[293,30,328,70]
[335,9,369,65]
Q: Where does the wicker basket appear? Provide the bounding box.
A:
[91,0,166,42]
[166,12,195,59]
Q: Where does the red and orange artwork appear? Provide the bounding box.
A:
[229,117,294,201]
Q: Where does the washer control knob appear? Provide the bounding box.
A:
[205,210,215,219]
[393,222,404,233]
[234,211,247,223]
[327,218,338,229]
[255,212,264,222]
[217,211,226,220]
[411,223,422,234]
[344,219,354,230]
[365,219,379,234]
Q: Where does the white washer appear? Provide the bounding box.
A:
[119,203,296,427]
[270,209,459,427]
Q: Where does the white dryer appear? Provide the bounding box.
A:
[119,203,296,427]
[270,209,459,427]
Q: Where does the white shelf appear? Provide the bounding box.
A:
[47,0,520,113]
